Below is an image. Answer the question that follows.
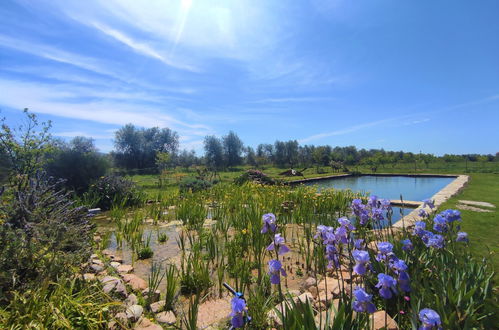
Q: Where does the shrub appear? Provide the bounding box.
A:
[234,169,277,185]
[84,175,145,211]
[0,174,94,297]
[179,177,212,193]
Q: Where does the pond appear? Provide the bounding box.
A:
[303,175,456,224]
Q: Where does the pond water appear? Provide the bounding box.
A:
[304,175,455,224]
[304,175,455,201]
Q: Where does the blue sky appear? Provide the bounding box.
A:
[0,0,498,155]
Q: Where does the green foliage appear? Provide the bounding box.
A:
[180,252,212,295]
[84,175,145,210]
[222,130,244,167]
[179,176,212,193]
[46,136,110,193]
[0,175,93,297]
[203,135,224,170]
[137,246,154,260]
[164,264,179,311]
[0,277,115,329]
[234,169,277,185]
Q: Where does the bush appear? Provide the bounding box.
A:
[234,169,277,185]
[179,177,212,193]
[84,175,145,211]
[0,174,94,297]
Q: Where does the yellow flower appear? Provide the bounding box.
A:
[242,229,247,234]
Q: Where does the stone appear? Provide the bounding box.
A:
[90,264,104,273]
[456,204,493,212]
[286,289,301,297]
[308,286,319,298]
[459,200,495,208]
[101,276,127,297]
[92,259,104,266]
[102,249,114,256]
[134,317,163,330]
[125,304,143,321]
[90,253,98,259]
[125,293,138,307]
[196,296,232,328]
[314,300,340,329]
[296,292,314,304]
[88,208,101,215]
[301,277,317,291]
[156,311,176,325]
[317,277,342,297]
[110,261,121,269]
[370,310,399,330]
[114,312,128,323]
[83,273,96,281]
[123,274,148,291]
[111,255,123,263]
[149,300,165,313]
[117,264,134,274]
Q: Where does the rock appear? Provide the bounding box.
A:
[314,300,340,329]
[286,290,301,297]
[83,273,96,281]
[317,277,342,297]
[370,311,399,330]
[125,293,138,307]
[90,253,98,259]
[101,276,127,297]
[123,274,148,291]
[110,261,121,269]
[111,255,123,263]
[125,304,143,321]
[301,277,317,291]
[94,235,102,243]
[196,296,232,328]
[92,259,104,266]
[156,311,176,325]
[90,264,104,273]
[117,264,134,274]
[296,292,314,304]
[268,293,315,326]
[134,317,163,330]
[150,300,165,313]
[88,208,101,215]
[142,288,161,302]
[308,286,319,298]
[102,249,114,256]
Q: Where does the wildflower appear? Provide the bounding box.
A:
[352,287,376,313]
[401,239,413,251]
[241,229,247,235]
[422,199,435,209]
[354,238,364,250]
[266,233,290,255]
[368,195,378,208]
[268,259,286,284]
[230,296,247,328]
[334,226,349,244]
[376,242,394,262]
[376,273,397,299]
[426,234,445,249]
[325,243,340,268]
[315,225,335,244]
[432,215,448,233]
[456,231,468,242]
[338,216,355,231]
[352,249,370,275]
[413,221,426,236]
[380,199,392,210]
[391,259,410,292]
[261,213,277,234]
[418,308,442,330]
[440,209,461,222]
[371,207,384,221]
[418,208,429,218]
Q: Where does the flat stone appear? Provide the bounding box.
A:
[83,273,96,281]
[156,311,176,325]
[197,296,231,328]
[101,276,127,297]
[142,288,161,303]
[150,300,165,313]
[370,310,398,330]
[459,200,495,208]
[102,249,114,256]
[296,292,314,304]
[111,255,123,263]
[117,264,134,274]
[92,259,104,266]
[114,312,128,323]
[90,264,104,273]
[125,304,143,321]
[90,254,98,259]
[125,293,138,307]
[301,277,317,291]
[314,299,340,329]
[317,277,342,297]
[134,317,163,330]
[110,261,121,269]
[123,274,148,291]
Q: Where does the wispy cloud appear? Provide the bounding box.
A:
[53,131,114,139]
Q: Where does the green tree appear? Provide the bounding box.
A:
[222,131,244,168]
[204,135,224,170]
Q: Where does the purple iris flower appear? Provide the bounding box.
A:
[422,199,435,209]
[371,207,384,221]
[440,209,461,222]
[413,221,426,236]
[351,198,363,211]
[359,209,370,225]
[325,244,340,269]
[266,234,290,255]
[334,226,349,244]
[354,238,364,250]
[418,208,429,218]
[268,259,286,284]
[456,232,468,242]
[338,217,355,231]
[376,273,397,299]
[380,199,392,210]
[368,195,378,208]
[391,259,411,292]
[433,215,448,233]
[426,234,445,249]
[261,213,277,234]
[418,308,442,330]
[401,239,413,251]
[376,242,394,262]
[352,249,370,275]
[230,296,246,328]
[352,287,376,314]
[315,225,335,245]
